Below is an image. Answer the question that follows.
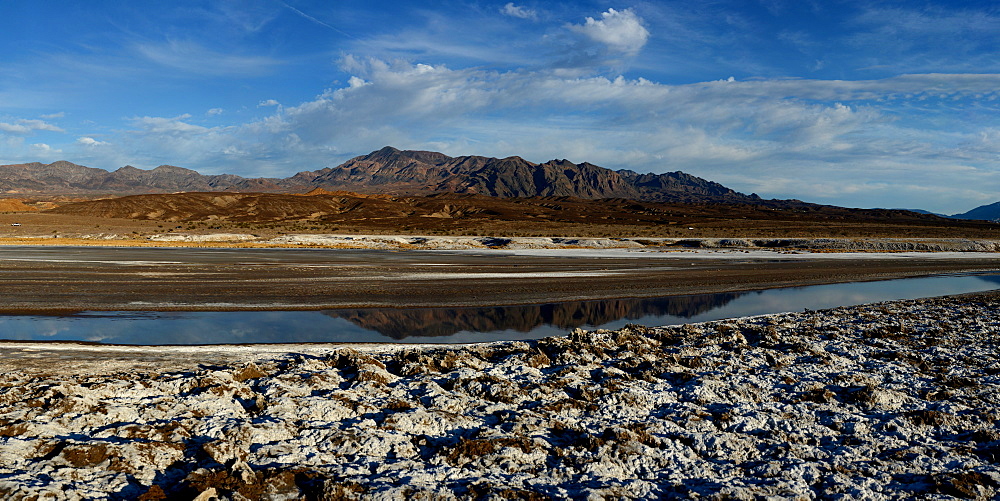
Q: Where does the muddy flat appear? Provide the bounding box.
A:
[0,246,997,312]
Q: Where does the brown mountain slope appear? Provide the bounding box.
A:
[43,190,994,239]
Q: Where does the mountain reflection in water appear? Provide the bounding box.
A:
[322,292,749,339]
[0,273,996,345]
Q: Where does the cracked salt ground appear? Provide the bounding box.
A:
[1,294,1000,499]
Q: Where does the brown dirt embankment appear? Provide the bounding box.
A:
[0,199,37,212]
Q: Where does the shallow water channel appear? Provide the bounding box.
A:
[1,273,997,345]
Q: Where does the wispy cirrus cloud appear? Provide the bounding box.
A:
[133,39,284,77]
[845,7,1000,74]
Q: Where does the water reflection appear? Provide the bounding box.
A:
[0,273,996,345]
[324,293,746,339]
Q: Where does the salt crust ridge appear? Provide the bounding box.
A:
[142,233,1000,252]
[1,295,999,499]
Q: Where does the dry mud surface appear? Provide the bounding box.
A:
[2,293,1000,499]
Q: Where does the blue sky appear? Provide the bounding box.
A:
[0,0,997,213]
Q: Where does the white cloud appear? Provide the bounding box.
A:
[0,123,34,134]
[258,99,280,107]
[129,114,208,135]
[0,119,64,134]
[76,137,108,146]
[40,112,65,119]
[206,108,224,116]
[568,8,649,56]
[30,143,61,155]
[501,3,537,20]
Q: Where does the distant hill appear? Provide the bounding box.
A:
[0,161,272,195]
[890,208,948,218]
[0,146,762,203]
[950,201,1000,222]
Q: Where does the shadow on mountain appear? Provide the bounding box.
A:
[322,292,750,340]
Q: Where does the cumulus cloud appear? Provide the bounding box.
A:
[278,61,993,163]
[501,3,537,20]
[258,99,280,107]
[567,8,649,56]
[206,108,224,116]
[308,60,896,156]
[76,137,108,146]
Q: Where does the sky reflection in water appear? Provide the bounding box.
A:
[1,274,997,345]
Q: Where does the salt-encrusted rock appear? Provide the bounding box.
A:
[149,233,257,242]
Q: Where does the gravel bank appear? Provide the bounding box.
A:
[1,293,999,499]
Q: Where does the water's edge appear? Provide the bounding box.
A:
[2,272,998,345]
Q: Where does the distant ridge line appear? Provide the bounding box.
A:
[0,146,762,204]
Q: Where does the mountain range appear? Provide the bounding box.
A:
[1,146,995,218]
[0,146,761,204]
